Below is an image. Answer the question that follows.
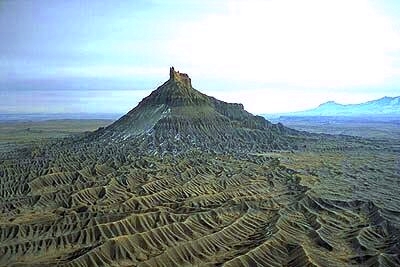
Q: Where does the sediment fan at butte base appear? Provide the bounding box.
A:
[93,67,298,153]
[1,68,399,267]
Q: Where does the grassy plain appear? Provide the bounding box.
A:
[0,119,113,152]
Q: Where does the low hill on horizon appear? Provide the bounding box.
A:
[264,96,400,139]
[263,96,400,118]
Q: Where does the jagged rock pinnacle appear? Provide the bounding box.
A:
[169,66,192,88]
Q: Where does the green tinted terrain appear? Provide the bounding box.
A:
[1,70,399,266]
[0,120,113,153]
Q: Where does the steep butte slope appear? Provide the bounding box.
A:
[95,67,298,153]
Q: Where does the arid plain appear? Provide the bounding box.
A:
[0,69,399,266]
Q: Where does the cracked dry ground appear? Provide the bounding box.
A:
[0,141,399,267]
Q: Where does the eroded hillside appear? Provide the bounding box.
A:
[0,69,399,266]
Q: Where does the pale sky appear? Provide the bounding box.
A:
[1,0,400,114]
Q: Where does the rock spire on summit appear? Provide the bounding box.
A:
[169,67,192,88]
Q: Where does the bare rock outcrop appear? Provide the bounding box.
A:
[169,66,192,88]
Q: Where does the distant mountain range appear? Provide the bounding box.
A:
[264,96,400,117]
